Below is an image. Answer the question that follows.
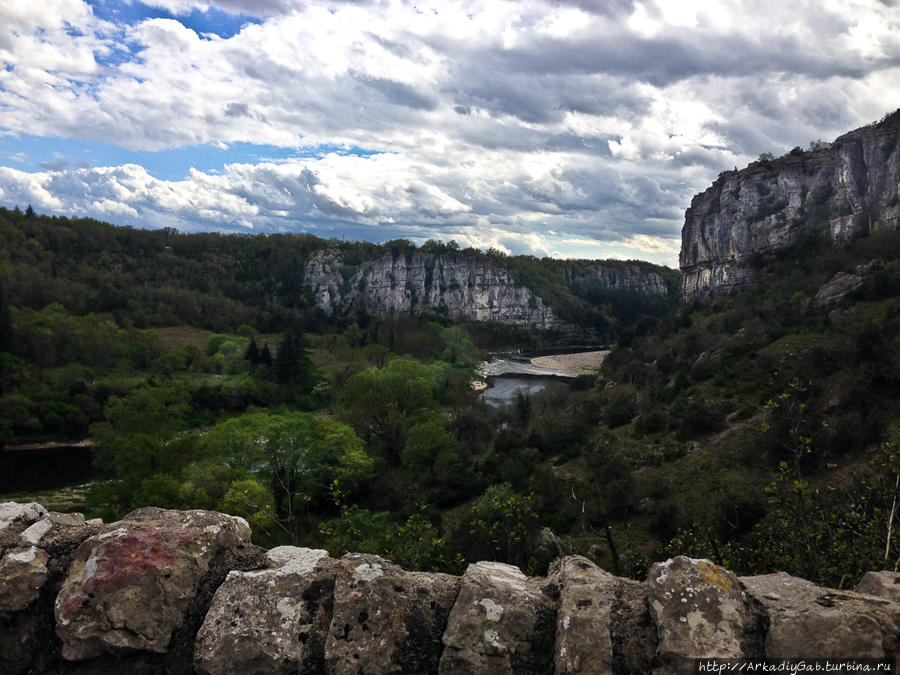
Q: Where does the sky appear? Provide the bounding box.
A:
[0,1,899,267]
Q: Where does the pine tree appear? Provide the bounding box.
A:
[245,337,260,364]
[274,325,318,392]
[260,343,273,367]
[274,330,300,384]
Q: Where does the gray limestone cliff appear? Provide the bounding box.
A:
[680,110,900,301]
[563,261,673,297]
[2,501,898,674]
[303,250,563,329]
[301,249,673,331]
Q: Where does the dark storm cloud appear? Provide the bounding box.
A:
[39,157,70,171]
[350,72,438,111]
[224,102,250,117]
[445,70,651,126]
[490,32,899,85]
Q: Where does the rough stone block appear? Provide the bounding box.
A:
[195,546,336,675]
[54,507,252,660]
[325,553,460,674]
[550,555,657,674]
[646,556,766,673]
[742,571,900,658]
[0,545,50,613]
[439,561,557,674]
[854,570,900,602]
[0,501,48,531]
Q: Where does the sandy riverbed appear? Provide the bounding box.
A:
[530,350,608,375]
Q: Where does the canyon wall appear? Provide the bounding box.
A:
[301,250,673,331]
[2,501,898,674]
[680,110,900,301]
[303,250,564,329]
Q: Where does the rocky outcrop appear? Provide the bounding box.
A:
[304,250,565,329]
[564,263,674,298]
[302,250,673,331]
[680,110,900,301]
[1,502,898,673]
[812,258,885,308]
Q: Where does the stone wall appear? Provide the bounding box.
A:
[2,502,898,674]
[680,109,900,301]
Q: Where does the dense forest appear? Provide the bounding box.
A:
[1,206,898,587]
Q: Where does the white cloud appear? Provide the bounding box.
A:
[0,0,898,267]
[137,0,299,17]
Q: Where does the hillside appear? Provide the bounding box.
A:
[593,224,900,582]
[0,207,675,339]
[1,114,899,595]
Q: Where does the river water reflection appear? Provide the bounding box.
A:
[0,443,96,494]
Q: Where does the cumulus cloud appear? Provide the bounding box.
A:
[0,0,898,266]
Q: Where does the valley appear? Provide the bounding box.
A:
[0,111,898,589]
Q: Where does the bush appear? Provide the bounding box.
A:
[604,390,636,428]
[648,502,679,541]
[674,397,724,440]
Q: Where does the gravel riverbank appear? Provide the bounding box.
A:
[529,350,608,375]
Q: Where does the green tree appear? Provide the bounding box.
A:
[91,385,190,477]
[339,357,437,462]
[89,384,192,509]
[259,343,273,366]
[762,378,814,477]
[203,412,374,542]
[0,282,13,353]
[440,325,478,365]
[318,479,391,556]
[467,483,540,569]
[751,445,900,585]
[220,478,278,541]
[402,414,455,473]
[383,507,458,572]
[245,337,260,364]
[274,325,318,392]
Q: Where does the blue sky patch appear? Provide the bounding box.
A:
[86,0,262,39]
[0,134,381,181]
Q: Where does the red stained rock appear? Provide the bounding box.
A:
[855,570,900,603]
[54,507,251,661]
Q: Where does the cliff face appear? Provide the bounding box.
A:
[2,502,898,674]
[302,250,674,330]
[564,261,674,296]
[303,250,564,329]
[680,110,900,301]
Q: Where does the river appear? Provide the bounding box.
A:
[0,442,97,495]
[477,348,608,407]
